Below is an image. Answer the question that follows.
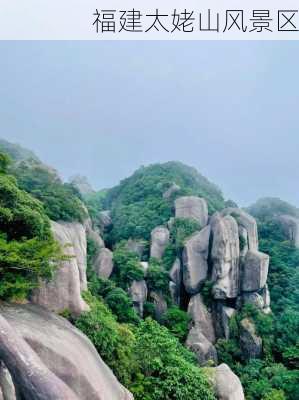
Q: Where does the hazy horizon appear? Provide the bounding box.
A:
[1,41,298,207]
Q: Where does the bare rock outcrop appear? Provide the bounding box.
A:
[175,196,208,227]
[32,221,89,315]
[220,208,258,251]
[211,216,240,299]
[277,215,299,247]
[0,362,16,400]
[182,226,210,294]
[188,294,215,343]
[150,226,170,260]
[126,239,146,258]
[94,248,114,279]
[129,280,148,317]
[241,250,269,292]
[169,258,181,305]
[240,318,262,360]
[212,363,245,400]
[0,304,133,400]
[98,211,112,232]
[186,327,218,366]
[149,291,167,321]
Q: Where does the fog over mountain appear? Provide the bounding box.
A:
[0,41,298,206]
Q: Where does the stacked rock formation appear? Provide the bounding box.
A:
[140,196,270,367]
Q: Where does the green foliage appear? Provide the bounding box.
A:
[0,152,10,173]
[75,292,139,387]
[262,389,286,400]
[11,159,86,222]
[169,217,201,251]
[0,235,63,300]
[131,318,215,400]
[106,162,224,243]
[0,173,51,241]
[112,242,144,289]
[83,189,108,223]
[161,306,191,342]
[0,157,63,300]
[147,258,169,295]
[105,288,140,324]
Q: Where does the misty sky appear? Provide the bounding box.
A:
[0,41,298,207]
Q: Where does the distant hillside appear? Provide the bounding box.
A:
[105,161,225,242]
[248,197,299,221]
[0,138,40,163]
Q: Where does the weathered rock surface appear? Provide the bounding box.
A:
[94,248,114,279]
[182,226,211,294]
[163,183,181,199]
[169,258,181,285]
[150,226,170,260]
[221,208,258,251]
[149,291,167,321]
[129,280,148,317]
[261,284,271,314]
[175,196,208,227]
[240,318,262,360]
[186,327,218,366]
[188,294,215,343]
[242,292,264,310]
[126,239,146,258]
[0,362,16,400]
[277,215,299,247]
[213,304,237,340]
[241,250,269,292]
[211,216,240,299]
[32,221,89,315]
[0,304,133,400]
[169,282,180,305]
[213,363,245,400]
[98,211,112,232]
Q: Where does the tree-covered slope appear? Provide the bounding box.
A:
[0,139,86,222]
[105,161,225,242]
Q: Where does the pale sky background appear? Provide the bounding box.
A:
[0,41,298,207]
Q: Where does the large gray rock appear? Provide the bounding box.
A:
[182,226,211,294]
[261,284,271,314]
[169,258,181,285]
[169,258,181,305]
[126,239,146,259]
[169,282,180,305]
[277,215,299,247]
[240,318,262,360]
[241,250,269,292]
[221,208,258,251]
[150,226,170,260]
[0,362,16,400]
[94,248,114,279]
[213,304,237,340]
[213,363,245,400]
[32,221,89,315]
[0,304,133,400]
[129,280,148,317]
[186,327,218,366]
[211,216,240,299]
[175,196,208,227]
[242,292,264,310]
[98,211,112,232]
[149,291,168,321]
[188,294,215,343]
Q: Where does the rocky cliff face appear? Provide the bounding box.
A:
[32,221,89,315]
[145,196,270,368]
[0,304,133,400]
